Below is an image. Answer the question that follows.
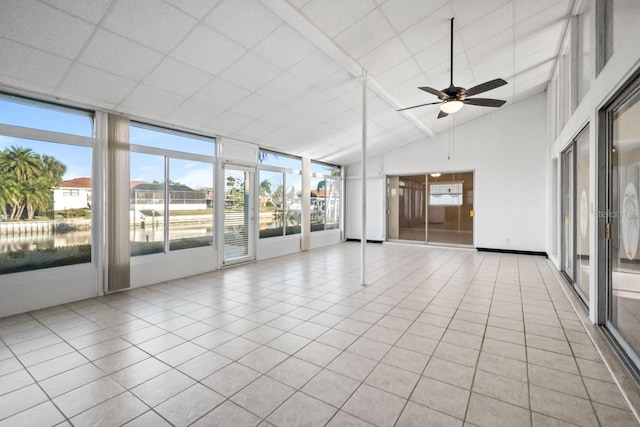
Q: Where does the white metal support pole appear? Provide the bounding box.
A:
[361,70,367,286]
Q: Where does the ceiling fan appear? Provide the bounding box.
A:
[398,17,508,118]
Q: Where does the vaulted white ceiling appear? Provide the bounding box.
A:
[0,0,572,164]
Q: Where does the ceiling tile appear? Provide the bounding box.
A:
[59,63,137,105]
[78,29,163,81]
[301,0,377,37]
[359,37,412,76]
[164,0,221,19]
[515,0,570,24]
[193,77,251,110]
[165,98,223,129]
[229,94,279,120]
[205,0,282,48]
[205,111,253,135]
[260,105,304,128]
[315,70,360,100]
[40,0,114,24]
[515,1,569,39]
[459,2,514,49]
[0,0,94,59]
[144,58,212,97]
[375,58,422,90]
[120,84,187,118]
[307,100,350,123]
[398,5,453,54]
[171,25,247,75]
[289,50,342,84]
[417,51,469,83]
[253,24,316,69]
[288,87,331,112]
[102,0,196,53]
[0,37,71,90]
[380,0,449,33]
[233,120,278,140]
[451,0,510,28]
[257,73,311,102]
[465,28,513,67]
[334,10,396,59]
[220,52,283,92]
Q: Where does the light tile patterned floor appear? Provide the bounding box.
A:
[0,242,638,426]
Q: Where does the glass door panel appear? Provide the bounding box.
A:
[575,128,590,301]
[609,84,640,362]
[561,146,575,281]
[427,172,474,246]
[223,166,254,264]
[398,175,426,241]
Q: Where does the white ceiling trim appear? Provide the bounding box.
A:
[261,0,435,139]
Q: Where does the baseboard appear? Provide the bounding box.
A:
[476,247,548,257]
[345,238,384,244]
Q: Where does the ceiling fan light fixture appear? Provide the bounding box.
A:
[440,99,464,114]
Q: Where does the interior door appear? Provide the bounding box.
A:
[223,165,255,264]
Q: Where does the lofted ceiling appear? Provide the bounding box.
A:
[0,0,572,164]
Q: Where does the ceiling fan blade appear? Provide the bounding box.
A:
[464,98,506,107]
[465,78,507,97]
[418,86,447,99]
[397,101,442,112]
[437,110,449,119]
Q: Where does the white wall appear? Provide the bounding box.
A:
[346,94,548,252]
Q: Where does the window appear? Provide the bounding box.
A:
[429,182,463,206]
[258,149,302,238]
[310,160,342,232]
[0,96,94,274]
[130,124,215,256]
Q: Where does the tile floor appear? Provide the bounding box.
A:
[0,242,639,426]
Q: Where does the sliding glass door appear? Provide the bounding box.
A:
[223,165,254,264]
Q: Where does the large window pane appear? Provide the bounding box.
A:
[285,173,302,235]
[0,96,93,137]
[311,177,326,231]
[130,124,214,156]
[0,138,92,274]
[259,170,284,238]
[325,179,340,230]
[130,152,165,256]
[259,150,301,170]
[168,158,213,250]
[311,161,340,176]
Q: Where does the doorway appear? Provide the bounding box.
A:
[223,165,255,265]
[387,171,474,246]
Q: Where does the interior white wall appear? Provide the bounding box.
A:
[346,94,548,252]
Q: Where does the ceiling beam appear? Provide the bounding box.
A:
[261,0,435,138]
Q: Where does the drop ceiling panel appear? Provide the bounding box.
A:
[334,9,396,59]
[375,58,423,90]
[163,0,221,19]
[171,25,247,75]
[204,0,282,49]
[288,50,342,84]
[232,120,278,140]
[359,37,412,76]
[59,63,137,105]
[380,0,449,33]
[193,77,250,111]
[102,0,196,53]
[120,84,187,118]
[40,0,114,24]
[301,0,377,37]
[143,58,212,97]
[451,0,510,28]
[252,24,316,69]
[205,111,253,135]
[229,94,280,120]
[458,2,513,49]
[0,0,95,59]
[166,98,223,129]
[398,5,453,54]
[79,30,164,81]
[0,37,71,90]
[257,73,311,103]
[220,52,283,92]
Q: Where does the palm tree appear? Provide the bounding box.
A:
[2,146,40,182]
[41,154,66,184]
[22,176,53,219]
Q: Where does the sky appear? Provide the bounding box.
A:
[0,98,215,188]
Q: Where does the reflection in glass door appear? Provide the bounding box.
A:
[223,166,254,264]
[561,145,575,282]
[607,80,640,366]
